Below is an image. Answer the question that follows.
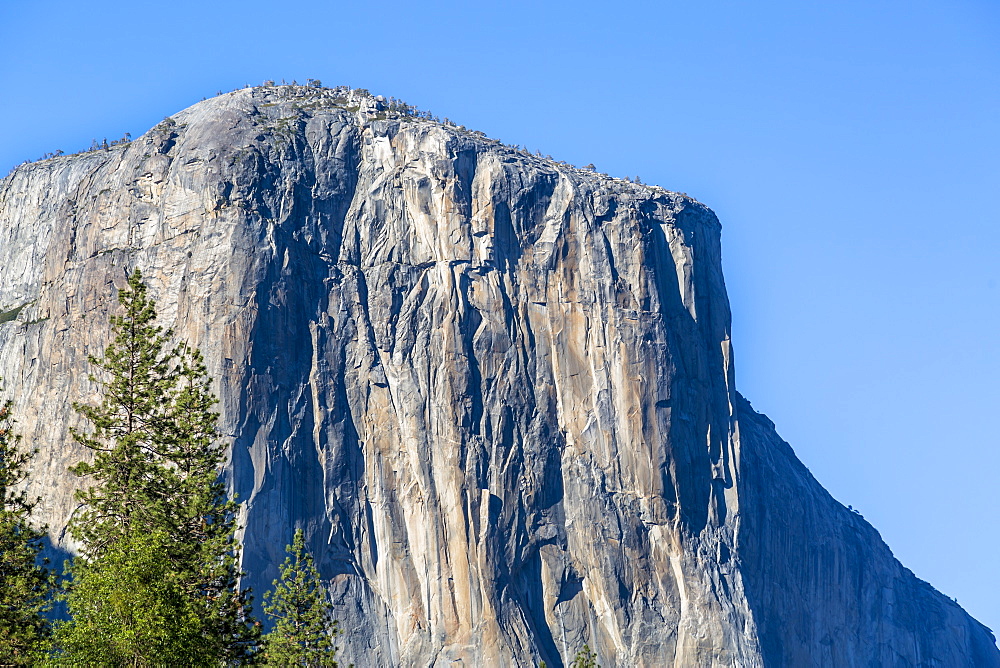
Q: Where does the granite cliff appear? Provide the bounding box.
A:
[1,85,996,667]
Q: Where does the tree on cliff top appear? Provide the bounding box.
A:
[0,387,54,665]
[263,528,341,666]
[52,269,258,663]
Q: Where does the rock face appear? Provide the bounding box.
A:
[1,86,997,667]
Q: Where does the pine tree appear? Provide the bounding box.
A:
[54,268,259,663]
[67,268,180,551]
[50,528,208,665]
[0,387,53,664]
[167,344,260,663]
[263,529,341,666]
[570,644,599,668]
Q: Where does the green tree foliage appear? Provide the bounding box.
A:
[54,269,258,663]
[263,528,341,666]
[67,269,180,550]
[50,528,208,666]
[571,644,599,668]
[0,388,53,664]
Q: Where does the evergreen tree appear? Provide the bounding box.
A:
[67,268,180,551]
[263,529,341,666]
[0,388,53,664]
[570,644,599,668]
[55,269,258,663]
[51,528,209,666]
[167,344,259,663]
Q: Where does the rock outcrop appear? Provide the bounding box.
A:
[1,85,996,667]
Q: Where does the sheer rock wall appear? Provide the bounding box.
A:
[0,87,996,667]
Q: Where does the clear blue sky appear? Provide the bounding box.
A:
[3,0,998,635]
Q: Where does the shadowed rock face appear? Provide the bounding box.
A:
[1,86,996,667]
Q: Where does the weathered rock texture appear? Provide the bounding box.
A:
[1,86,997,667]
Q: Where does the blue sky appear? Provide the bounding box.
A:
[2,0,998,634]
